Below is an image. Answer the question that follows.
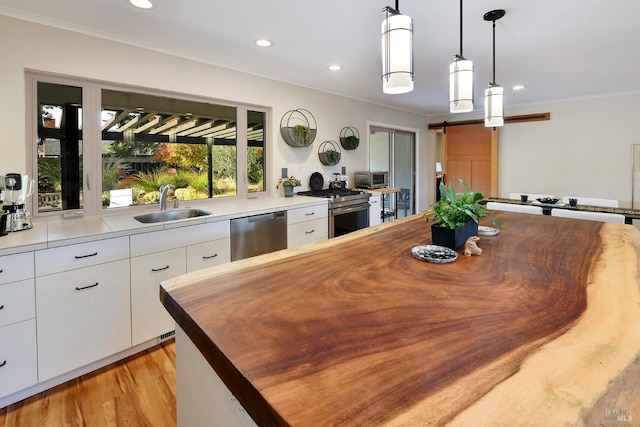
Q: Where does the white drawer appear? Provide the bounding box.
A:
[287,217,329,248]
[0,252,34,285]
[0,279,35,328]
[131,220,230,257]
[35,236,129,276]
[0,319,38,398]
[288,204,328,225]
[186,238,231,273]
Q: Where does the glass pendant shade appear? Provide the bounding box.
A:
[381,12,414,94]
[484,83,504,127]
[449,57,474,113]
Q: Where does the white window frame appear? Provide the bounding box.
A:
[25,71,271,219]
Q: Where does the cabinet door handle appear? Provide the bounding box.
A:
[305,212,315,216]
[152,265,170,272]
[75,252,98,259]
[0,305,4,310]
[75,282,99,291]
[0,269,3,273]
[0,360,6,368]
[305,229,315,234]
[202,254,218,259]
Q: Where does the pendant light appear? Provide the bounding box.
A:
[381,1,414,94]
[484,9,506,127]
[449,0,473,113]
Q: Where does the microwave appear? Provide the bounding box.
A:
[354,171,388,189]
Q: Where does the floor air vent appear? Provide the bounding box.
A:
[158,330,176,343]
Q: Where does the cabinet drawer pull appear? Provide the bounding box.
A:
[0,360,6,368]
[0,305,4,310]
[75,282,99,291]
[75,252,98,259]
[305,229,315,234]
[152,265,170,272]
[202,254,218,260]
[0,269,3,273]
[305,212,315,216]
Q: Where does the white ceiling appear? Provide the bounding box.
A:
[1,0,639,116]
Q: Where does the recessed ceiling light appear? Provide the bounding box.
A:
[512,84,526,91]
[328,65,343,71]
[129,0,154,9]
[255,39,273,48]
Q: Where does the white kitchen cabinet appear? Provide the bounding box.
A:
[287,204,328,248]
[35,236,129,276]
[0,319,37,397]
[287,219,328,248]
[129,221,230,346]
[0,251,37,399]
[0,279,35,328]
[287,203,328,224]
[187,238,230,273]
[130,220,229,257]
[368,192,382,226]
[36,259,131,381]
[0,252,34,285]
[130,247,186,345]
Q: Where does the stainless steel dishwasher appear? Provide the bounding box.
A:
[230,211,287,261]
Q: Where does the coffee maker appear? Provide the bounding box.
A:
[1,173,34,232]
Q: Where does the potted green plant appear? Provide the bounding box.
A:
[324,149,340,165]
[339,126,360,150]
[340,134,359,150]
[424,179,500,249]
[293,125,311,146]
[277,175,302,197]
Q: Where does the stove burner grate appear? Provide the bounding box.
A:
[298,189,364,198]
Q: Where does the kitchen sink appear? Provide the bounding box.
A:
[134,208,211,223]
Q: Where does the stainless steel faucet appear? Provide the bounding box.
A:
[158,184,175,211]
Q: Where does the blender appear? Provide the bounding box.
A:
[2,173,34,232]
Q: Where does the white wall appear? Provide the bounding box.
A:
[10,15,636,214]
[430,92,640,208]
[0,16,433,212]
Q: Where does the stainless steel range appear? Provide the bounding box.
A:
[297,188,371,238]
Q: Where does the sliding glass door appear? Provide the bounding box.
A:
[369,126,415,219]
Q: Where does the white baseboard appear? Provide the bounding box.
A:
[1,333,174,409]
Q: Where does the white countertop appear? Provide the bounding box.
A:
[0,195,327,256]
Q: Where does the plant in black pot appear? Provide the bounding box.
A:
[341,134,359,150]
[424,179,500,250]
[277,176,302,197]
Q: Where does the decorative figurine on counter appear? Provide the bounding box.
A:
[463,236,482,256]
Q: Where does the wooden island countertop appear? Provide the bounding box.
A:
[160,212,640,426]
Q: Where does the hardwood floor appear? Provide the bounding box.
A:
[0,340,176,427]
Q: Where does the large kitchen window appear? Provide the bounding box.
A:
[29,73,268,215]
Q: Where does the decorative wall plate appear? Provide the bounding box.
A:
[309,172,324,191]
